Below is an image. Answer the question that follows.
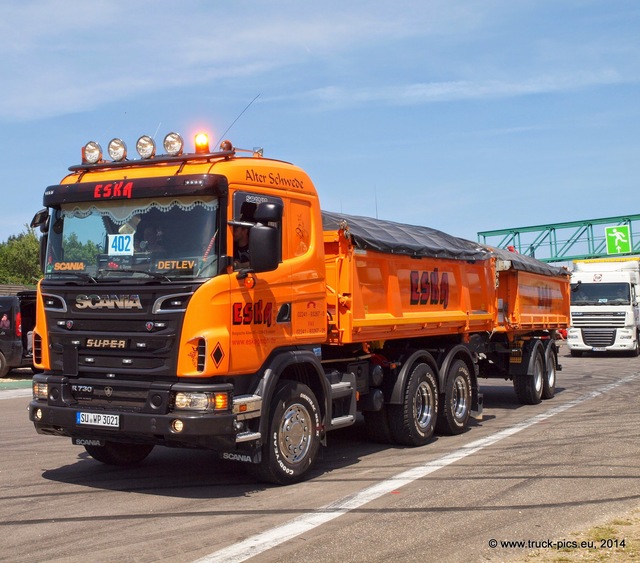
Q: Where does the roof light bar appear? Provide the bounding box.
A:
[76,130,237,169]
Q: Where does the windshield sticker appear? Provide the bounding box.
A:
[157,260,196,270]
[52,262,86,271]
[108,234,134,256]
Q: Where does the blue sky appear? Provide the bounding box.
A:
[1,0,639,245]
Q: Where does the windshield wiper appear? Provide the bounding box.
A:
[48,272,97,283]
[96,268,171,282]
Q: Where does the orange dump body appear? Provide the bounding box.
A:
[322,220,570,345]
[323,227,496,344]
[494,263,571,333]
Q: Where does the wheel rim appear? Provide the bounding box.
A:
[547,356,556,388]
[453,375,469,421]
[278,402,313,465]
[534,356,544,393]
[414,380,435,430]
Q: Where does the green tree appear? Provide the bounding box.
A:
[63,232,101,263]
[0,227,41,285]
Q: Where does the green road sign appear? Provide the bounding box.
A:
[605,225,631,254]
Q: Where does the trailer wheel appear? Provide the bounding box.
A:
[388,363,437,446]
[514,350,544,405]
[436,359,471,435]
[84,441,154,466]
[363,407,393,444]
[0,352,9,378]
[251,380,321,485]
[542,349,556,400]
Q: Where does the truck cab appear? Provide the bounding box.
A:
[567,258,640,356]
[0,291,37,377]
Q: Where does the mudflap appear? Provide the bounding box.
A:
[471,392,483,421]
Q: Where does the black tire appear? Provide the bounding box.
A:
[436,359,472,435]
[0,352,9,378]
[570,349,582,358]
[251,381,321,485]
[84,441,154,466]
[513,350,544,405]
[363,407,393,444]
[542,348,556,400]
[388,363,438,446]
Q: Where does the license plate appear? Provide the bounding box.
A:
[76,412,120,428]
[592,347,607,352]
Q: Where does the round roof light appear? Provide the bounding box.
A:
[163,132,184,156]
[136,135,156,159]
[83,141,102,164]
[108,138,127,162]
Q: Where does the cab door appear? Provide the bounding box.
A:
[227,191,292,375]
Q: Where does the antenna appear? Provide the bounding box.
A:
[375,185,378,219]
[215,94,261,147]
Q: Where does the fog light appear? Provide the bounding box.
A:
[33,382,48,399]
[164,132,184,156]
[34,408,43,421]
[108,138,127,161]
[83,141,102,164]
[171,419,184,432]
[136,135,156,159]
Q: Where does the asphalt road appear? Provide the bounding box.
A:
[1,346,639,563]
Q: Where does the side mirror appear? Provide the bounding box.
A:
[249,224,279,273]
[31,208,49,231]
[31,209,49,272]
[254,202,283,224]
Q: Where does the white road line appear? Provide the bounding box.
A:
[194,373,640,563]
[0,388,31,400]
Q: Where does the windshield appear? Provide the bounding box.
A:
[44,196,220,281]
[570,282,631,306]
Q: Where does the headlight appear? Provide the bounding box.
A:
[33,382,48,400]
[173,391,229,411]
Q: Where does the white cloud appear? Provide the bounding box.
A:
[0,0,487,121]
[1,1,638,120]
[270,69,628,109]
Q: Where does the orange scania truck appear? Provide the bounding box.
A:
[28,132,570,484]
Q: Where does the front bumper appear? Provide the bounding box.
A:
[567,327,638,353]
[28,374,250,452]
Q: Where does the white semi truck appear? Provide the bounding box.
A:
[568,257,640,356]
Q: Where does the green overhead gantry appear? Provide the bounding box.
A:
[477,214,640,264]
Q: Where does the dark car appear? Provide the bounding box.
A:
[0,291,37,377]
